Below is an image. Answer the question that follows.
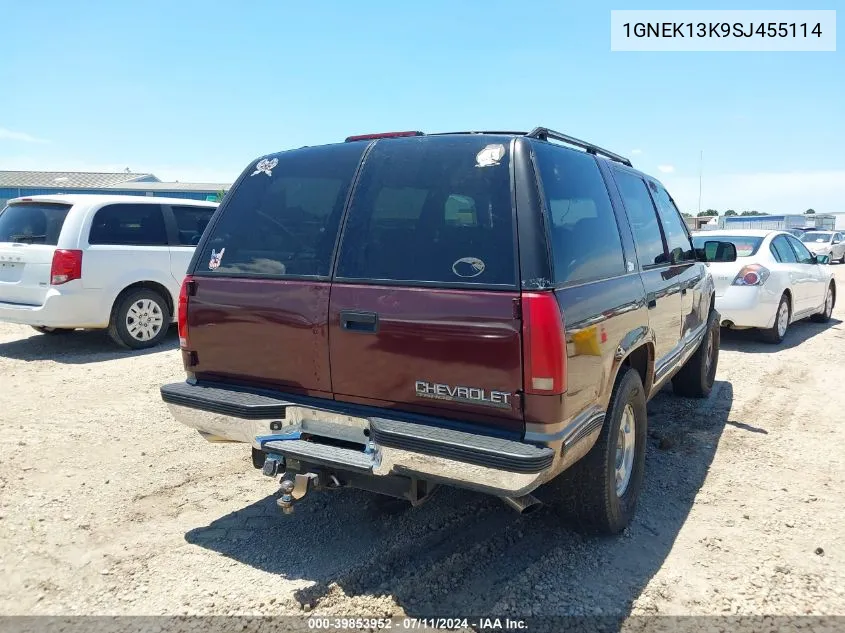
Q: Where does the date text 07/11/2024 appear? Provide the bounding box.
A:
[307,617,528,630]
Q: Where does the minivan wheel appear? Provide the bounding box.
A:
[108,289,171,350]
[552,368,647,535]
[760,294,790,344]
[672,309,720,398]
[31,326,74,335]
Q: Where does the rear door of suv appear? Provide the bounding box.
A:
[327,135,524,432]
[186,142,367,396]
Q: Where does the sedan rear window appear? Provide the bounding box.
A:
[692,235,763,257]
[0,202,72,245]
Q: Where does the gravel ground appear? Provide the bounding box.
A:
[1,268,844,624]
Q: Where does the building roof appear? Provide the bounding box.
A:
[110,181,230,192]
[0,171,158,188]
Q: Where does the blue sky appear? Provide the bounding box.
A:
[1,0,842,213]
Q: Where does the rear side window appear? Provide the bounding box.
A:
[336,136,516,286]
[89,204,167,246]
[786,234,815,264]
[0,203,71,245]
[613,170,667,267]
[172,205,215,246]
[532,142,625,284]
[770,235,797,262]
[198,143,366,277]
[649,182,695,263]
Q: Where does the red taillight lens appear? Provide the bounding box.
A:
[521,292,566,395]
[50,249,83,285]
[732,264,770,286]
[178,275,192,349]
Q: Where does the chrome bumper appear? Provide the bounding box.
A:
[165,398,563,498]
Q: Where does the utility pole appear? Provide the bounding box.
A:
[698,150,703,216]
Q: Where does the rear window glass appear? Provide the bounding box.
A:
[198,142,366,277]
[172,205,215,246]
[89,204,168,246]
[692,235,763,257]
[532,142,626,284]
[0,203,71,245]
[336,136,516,286]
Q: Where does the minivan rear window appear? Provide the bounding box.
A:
[197,142,367,277]
[0,202,72,246]
[335,136,516,287]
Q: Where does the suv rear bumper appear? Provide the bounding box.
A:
[161,381,558,497]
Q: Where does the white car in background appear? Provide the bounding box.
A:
[798,230,845,264]
[692,229,836,344]
[0,194,217,349]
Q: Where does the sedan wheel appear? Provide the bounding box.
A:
[760,295,791,344]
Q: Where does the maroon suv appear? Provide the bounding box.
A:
[161,128,735,534]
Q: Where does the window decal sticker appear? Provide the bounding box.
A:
[251,158,278,177]
[208,248,225,270]
[475,144,505,168]
[452,256,486,278]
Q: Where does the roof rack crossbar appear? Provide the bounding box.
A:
[526,127,632,167]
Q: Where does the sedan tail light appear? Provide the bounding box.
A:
[732,264,770,286]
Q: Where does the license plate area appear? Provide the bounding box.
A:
[284,406,370,446]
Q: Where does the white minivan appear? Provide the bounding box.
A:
[0,194,218,349]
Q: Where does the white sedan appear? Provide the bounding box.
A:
[692,229,836,344]
[798,230,845,264]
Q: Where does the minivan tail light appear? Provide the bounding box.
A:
[178,275,193,349]
[521,292,566,395]
[50,249,83,285]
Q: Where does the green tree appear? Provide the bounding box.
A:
[724,209,737,216]
[698,209,719,217]
[805,208,816,214]
[214,189,227,203]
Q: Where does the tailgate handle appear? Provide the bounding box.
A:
[340,310,379,333]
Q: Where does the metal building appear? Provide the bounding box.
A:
[0,171,231,207]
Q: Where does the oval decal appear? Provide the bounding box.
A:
[452,257,486,278]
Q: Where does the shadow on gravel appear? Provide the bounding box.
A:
[0,327,178,363]
[185,381,735,625]
[719,317,842,353]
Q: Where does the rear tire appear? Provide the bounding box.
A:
[552,368,647,535]
[30,326,74,335]
[672,310,720,398]
[760,294,790,344]
[108,288,171,350]
[811,283,835,323]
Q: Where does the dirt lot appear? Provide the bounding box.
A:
[1,268,844,623]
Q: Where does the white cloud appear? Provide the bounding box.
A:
[657,164,675,173]
[630,149,643,155]
[0,127,49,144]
[660,170,845,215]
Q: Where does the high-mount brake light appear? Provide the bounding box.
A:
[521,292,566,395]
[344,131,424,142]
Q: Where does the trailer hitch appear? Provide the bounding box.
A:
[276,473,320,515]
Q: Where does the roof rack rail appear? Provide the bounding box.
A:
[429,131,529,136]
[526,127,632,167]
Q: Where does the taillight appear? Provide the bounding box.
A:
[178,275,192,349]
[732,264,770,286]
[521,292,566,395]
[50,249,83,285]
